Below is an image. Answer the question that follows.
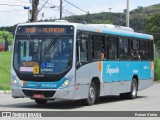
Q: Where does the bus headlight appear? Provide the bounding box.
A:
[13,80,18,84]
[59,76,73,89]
[11,75,19,87]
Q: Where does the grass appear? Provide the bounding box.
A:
[154,58,160,81]
[0,51,12,90]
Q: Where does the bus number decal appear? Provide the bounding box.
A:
[25,28,36,33]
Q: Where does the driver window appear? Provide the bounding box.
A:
[80,40,88,61]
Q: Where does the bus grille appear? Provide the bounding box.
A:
[22,90,56,97]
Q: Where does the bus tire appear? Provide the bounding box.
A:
[120,78,138,99]
[83,82,97,106]
[128,78,138,99]
[35,99,47,104]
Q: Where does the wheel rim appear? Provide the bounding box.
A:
[88,87,96,102]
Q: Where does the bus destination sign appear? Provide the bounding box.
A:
[25,27,65,34]
[16,25,74,35]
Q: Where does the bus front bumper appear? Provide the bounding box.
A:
[11,85,76,100]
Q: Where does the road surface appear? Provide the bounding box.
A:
[0,82,160,119]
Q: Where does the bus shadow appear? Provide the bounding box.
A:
[97,95,147,104]
[1,95,147,110]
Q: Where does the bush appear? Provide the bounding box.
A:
[154,58,160,81]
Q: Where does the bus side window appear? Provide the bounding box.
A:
[92,34,101,59]
[140,40,150,60]
[92,34,106,60]
[107,36,118,60]
[130,39,140,60]
[150,40,154,61]
[119,37,130,60]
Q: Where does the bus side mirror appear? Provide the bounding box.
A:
[77,61,82,67]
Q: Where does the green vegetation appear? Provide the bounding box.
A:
[145,14,160,47]
[0,52,12,90]
[154,58,160,81]
[0,30,14,45]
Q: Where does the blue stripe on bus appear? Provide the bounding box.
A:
[102,61,152,83]
[101,29,152,40]
[22,77,66,89]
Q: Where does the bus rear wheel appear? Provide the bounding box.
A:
[128,78,138,99]
[83,82,97,106]
[120,78,138,99]
[35,99,48,104]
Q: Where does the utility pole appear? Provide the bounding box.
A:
[126,0,129,27]
[60,0,62,19]
[31,0,39,22]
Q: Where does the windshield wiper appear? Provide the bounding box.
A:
[27,35,34,48]
[44,36,58,54]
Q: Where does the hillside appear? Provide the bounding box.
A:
[0,3,160,33]
[130,4,160,19]
[64,4,160,32]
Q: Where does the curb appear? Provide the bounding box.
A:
[0,90,11,94]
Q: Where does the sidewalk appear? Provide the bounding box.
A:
[0,90,11,94]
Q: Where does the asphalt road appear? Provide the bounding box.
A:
[0,83,160,119]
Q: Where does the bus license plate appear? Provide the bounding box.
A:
[33,94,44,99]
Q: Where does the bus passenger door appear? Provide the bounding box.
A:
[75,32,90,99]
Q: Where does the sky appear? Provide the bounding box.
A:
[0,0,160,27]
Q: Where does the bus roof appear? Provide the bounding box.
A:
[17,21,153,40]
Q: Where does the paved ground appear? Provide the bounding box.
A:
[0,83,160,119]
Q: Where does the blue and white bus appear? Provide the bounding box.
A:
[11,21,154,105]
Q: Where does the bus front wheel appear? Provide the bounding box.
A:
[35,99,48,104]
[83,82,97,106]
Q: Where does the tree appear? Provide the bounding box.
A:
[123,9,127,14]
[137,6,143,11]
[145,14,160,47]
[0,30,13,45]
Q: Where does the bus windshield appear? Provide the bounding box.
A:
[13,35,73,75]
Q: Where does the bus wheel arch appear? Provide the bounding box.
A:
[120,75,138,99]
[83,77,100,106]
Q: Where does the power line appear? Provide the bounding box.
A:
[40,0,79,16]
[63,8,79,16]
[63,0,88,14]
[14,0,30,4]
[38,0,49,13]
[44,6,76,16]
[0,9,25,12]
[41,0,58,8]
[0,3,23,7]
[44,5,78,16]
